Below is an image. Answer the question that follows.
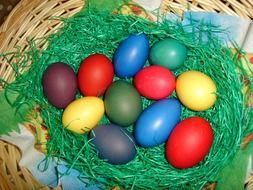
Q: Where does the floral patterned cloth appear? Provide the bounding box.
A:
[0,0,252,189]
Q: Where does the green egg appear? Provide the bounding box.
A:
[149,38,187,70]
[104,80,142,126]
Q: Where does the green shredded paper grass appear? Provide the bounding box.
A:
[1,6,253,190]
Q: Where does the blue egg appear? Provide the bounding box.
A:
[89,124,137,165]
[113,33,149,78]
[134,98,182,147]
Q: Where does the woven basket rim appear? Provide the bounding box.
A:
[0,0,252,189]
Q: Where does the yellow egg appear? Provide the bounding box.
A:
[62,97,104,134]
[176,70,217,111]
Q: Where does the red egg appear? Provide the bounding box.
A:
[78,53,114,96]
[134,65,175,100]
[166,116,213,169]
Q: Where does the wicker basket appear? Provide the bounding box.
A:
[0,0,252,189]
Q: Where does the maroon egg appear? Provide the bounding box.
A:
[42,62,77,108]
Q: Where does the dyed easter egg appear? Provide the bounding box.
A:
[134,65,176,100]
[166,116,214,169]
[42,62,77,108]
[62,97,104,134]
[134,98,181,147]
[89,124,137,165]
[78,53,114,96]
[149,38,187,70]
[104,80,142,126]
[113,33,149,78]
[176,70,217,111]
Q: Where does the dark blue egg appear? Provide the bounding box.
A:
[89,124,136,165]
[113,33,149,78]
[134,98,182,147]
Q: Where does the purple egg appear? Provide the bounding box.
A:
[42,62,77,108]
[89,124,137,165]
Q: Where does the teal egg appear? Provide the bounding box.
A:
[149,38,187,70]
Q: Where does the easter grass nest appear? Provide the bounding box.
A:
[1,6,253,190]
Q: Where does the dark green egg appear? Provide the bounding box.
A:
[104,80,142,126]
[149,38,187,70]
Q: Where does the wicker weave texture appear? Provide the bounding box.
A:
[0,141,62,190]
[0,0,84,189]
[0,0,84,90]
[161,0,253,18]
[0,0,252,189]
